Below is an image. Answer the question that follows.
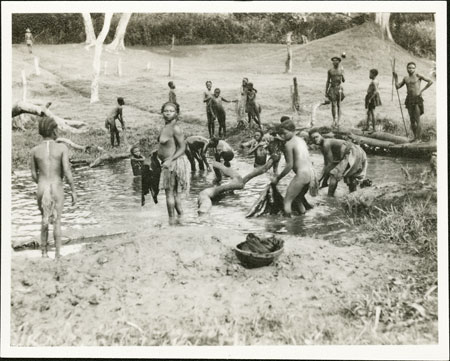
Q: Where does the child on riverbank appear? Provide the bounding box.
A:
[30,116,77,258]
[105,97,125,147]
[210,88,237,139]
[364,68,382,131]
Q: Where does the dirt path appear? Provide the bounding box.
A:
[11,226,435,346]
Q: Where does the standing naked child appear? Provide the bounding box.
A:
[105,97,125,147]
[393,62,433,142]
[325,56,345,128]
[246,83,262,129]
[25,28,34,54]
[204,81,215,138]
[271,120,317,216]
[236,77,249,127]
[30,116,77,258]
[364,69,382,131]
[210,88,237,139]
[185,135,212,172]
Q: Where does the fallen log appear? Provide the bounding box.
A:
[362,131,409,144]
[89,152,130,168]
[198,158,275,215]
[12,101,88,133]
[56,137,104,153]
[348,134,395,148]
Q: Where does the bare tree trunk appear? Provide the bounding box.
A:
[91,13,113,104]
[285,32,293,73]
[198,159,274,214]
[82,13,96,45]
[106,13,132,52]
[292,77,300,113]
[12,101,88,133]
[375,13,393,41]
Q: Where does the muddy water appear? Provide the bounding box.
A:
[11,151,427,253]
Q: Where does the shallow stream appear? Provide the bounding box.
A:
[11,151,427,256]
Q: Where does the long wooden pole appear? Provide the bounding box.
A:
[392,57,409,137]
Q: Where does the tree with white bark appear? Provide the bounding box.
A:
[90,13,113,103]
[82,13,96,47]
[375,12,393,41]
[106,13,132,52]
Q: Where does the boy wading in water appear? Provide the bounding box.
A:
[325,56,345,128]
[158,102,190,224]
[309,130,367,196]
[25,28,34,54]
[393,62,433,142]
[271,120,318,217]
[364,69,382,131]
[210,88,237,139]
[105,97,125,147]
[204,81,215,138]
[30,117,77,258]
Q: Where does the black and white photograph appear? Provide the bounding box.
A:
[1,1,448,359]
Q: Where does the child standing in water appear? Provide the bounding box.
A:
[364,69,382,131]
[105,97,125,147]
[30,116,77,258]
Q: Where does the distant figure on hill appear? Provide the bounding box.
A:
[25,28,34,54]
[185,135,212,172]
[210,88,237,139]
[105,97,125,147]
[325,56,345,128]
[168,81,180,113]
[309,130,367,197]
[203,80,215,138]
[364,68,382,131]
[246,83,262,129]
[393,62,433,142]
[30,116,77,258]
[236,77,249,128]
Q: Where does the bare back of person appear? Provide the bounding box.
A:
[287,136,313,182]
[186,135,209,153]
[325,138,348,162]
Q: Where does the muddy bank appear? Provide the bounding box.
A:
[11,225,437,346]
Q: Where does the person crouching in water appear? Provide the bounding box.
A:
[208,136,235,181]
[210,88,237,139]
[30,116,77,258]
[130,145,145,176]
[271,120,318,216]
[158,102,190,224]
[309,130,367,196]
[105,97,125,147]
[240,129,268,168]
[364,68,382,131]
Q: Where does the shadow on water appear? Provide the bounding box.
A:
[11,150,427,254]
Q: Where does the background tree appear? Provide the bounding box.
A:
[90,13,113,103]
[106,13,132,52]
[375,12,393,41]
[82,13,96,45]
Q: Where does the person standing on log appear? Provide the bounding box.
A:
[365,69,382,131]
[270,120,318,216]
[25,28,34,54]
[210,88,237,139]
[204,81,215,138]
[157,102,190,224]
[30,116,77,258]
[309,130,367,196]
[325,56,345,128]
[185,135,212,172]
[105,97,125,147]
[393,62,433,142]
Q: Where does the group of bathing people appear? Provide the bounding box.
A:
[30,59,432,258]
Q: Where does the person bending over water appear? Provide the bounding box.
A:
[185,135,212,172]
[105,97,125,147]
[309,130,367,196]
[30,116,77,258]
[158,102,190,223]
[271,120,317,217]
